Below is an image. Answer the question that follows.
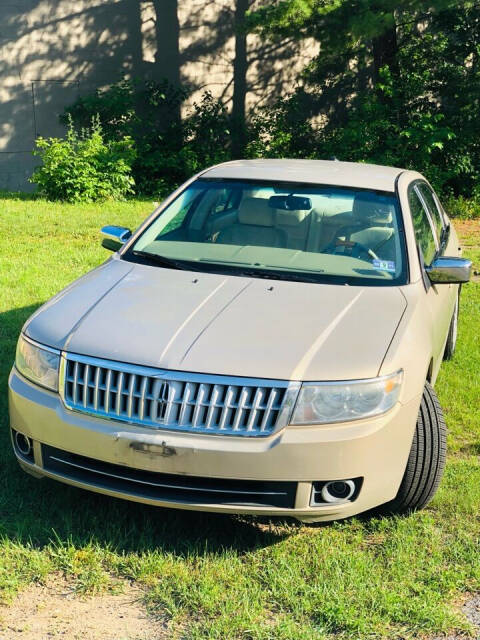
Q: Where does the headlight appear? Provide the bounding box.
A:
[291,370,403,425]
[15,335,60,391]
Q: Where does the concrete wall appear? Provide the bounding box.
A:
[0,0,315,191]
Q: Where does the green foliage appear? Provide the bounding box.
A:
[138,91,231,197]
[247,0,480,197]
[63,80,231,197]
[31,117,136,203]
[61,78,188,145]
[54,4,480,199]
[445,195,480,219]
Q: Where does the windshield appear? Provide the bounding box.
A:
[126,178,407,285]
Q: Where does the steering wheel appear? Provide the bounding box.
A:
[324,239,379,261]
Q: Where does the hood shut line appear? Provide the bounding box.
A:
[290,290,364,381]
[159,279,227,362]
[179,280,252,365]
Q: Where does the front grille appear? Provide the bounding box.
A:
[61,353,300,437]
[42,445,297,509]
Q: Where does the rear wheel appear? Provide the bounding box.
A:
[383,382,446,514]
[443,289,459,360]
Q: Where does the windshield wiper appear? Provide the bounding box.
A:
[235,268,322,283]
[131,250,192,271]
[131,251,323,282]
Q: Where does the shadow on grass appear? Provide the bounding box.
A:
[0,190,38,200]
[0,304,295,558]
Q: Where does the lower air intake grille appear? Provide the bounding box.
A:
[42,445,297,509]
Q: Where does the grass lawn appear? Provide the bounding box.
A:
[0,196,479,639]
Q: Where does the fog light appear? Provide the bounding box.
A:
[321,480,355,503]
[13,431,33,459]
[311,478,361,506]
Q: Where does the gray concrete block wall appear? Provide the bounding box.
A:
[0,0,315,191]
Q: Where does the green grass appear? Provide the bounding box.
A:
[0,197,479,638]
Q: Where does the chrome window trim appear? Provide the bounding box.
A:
[59,352,301,437]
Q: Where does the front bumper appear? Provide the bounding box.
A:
[8,369,421,522]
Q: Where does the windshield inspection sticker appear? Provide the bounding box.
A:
[372,259,396,273]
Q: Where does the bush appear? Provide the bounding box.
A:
[62,80,232,197]
[444,195,480,219]
[134,91,231,197]
[31,117,136,203]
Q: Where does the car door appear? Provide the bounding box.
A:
[408,182,457,367]
[416,181,460,322]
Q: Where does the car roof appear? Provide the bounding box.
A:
[201,159,405,192]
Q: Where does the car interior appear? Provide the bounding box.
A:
[132,181,403,280]
[185,187,399,264]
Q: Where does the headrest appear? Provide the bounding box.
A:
[238,197,274,227]
[352,193,393,224]
[275,208,309,226]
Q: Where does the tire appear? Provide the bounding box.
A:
[443,289,459,360]
[382,382,447,514]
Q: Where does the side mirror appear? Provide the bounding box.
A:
[101,225,132,252]
[426,256,472,284]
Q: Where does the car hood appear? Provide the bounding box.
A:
[25,258,407,381]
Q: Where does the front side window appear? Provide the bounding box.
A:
[408,187,436,265]
[126,179,408,286]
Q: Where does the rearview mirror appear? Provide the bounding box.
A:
[101,225,132,252]
[269,195,312,211]
[426,256,472,284]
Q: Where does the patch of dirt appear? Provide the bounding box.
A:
[0,574,168,640]
[454,219,480,237]
[431,594,480,640]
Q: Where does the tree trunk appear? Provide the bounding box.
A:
[372,19,399,84]
[231,0,249,157]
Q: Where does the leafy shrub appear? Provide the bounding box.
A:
[444,195,480,219]
[63,80,231,197]
[31,117,136,202]
[135,91,231,197]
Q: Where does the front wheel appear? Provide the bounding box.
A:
[382,382,447,514]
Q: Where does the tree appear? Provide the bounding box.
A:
[246,0,480,195]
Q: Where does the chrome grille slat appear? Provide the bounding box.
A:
[72,361,79,405]
[138,376,148,421]
[218,385,235,431]
[104,369,112,414]
[82,364,89,408]
[261,388,279,432]
[127,373,136,419]
[93,366,101,411]
[205,384,222,430]
[232,387,249,431]
[115,371,124,416]
[247,387,264,431]
[192,383,209,428]
[62,354,300,438]
[178,381,195,425]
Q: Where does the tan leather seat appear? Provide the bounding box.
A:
[216,198,287,248]
[275,208,311,250]
[338,193,395,258]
